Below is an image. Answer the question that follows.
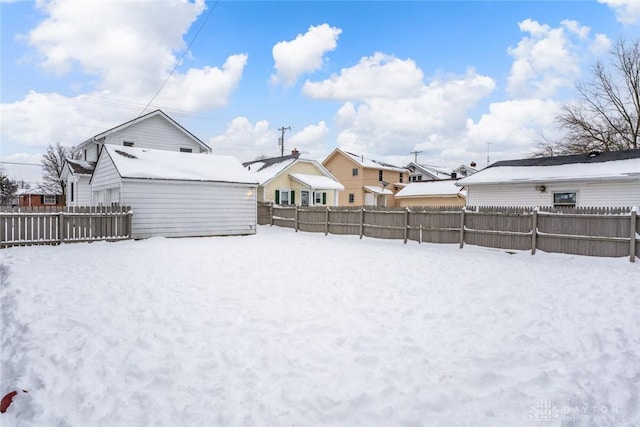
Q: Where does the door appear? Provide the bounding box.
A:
[301,190,309,206]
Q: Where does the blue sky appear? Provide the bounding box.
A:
[2,0,640,184]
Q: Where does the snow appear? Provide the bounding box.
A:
[457,158,640,185]
[363,185,393,195]
[343,150,407,173]
[289,174,344,190]
[1,226,639,426]
[396,180,466,197]
[104,145,257,184]
[245,157,297,185]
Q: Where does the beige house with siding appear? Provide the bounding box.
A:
[244,151,344,206]
[322,148,409,207]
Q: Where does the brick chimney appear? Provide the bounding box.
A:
[291,148,300,156]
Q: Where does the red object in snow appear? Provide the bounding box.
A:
[1,390,27,413]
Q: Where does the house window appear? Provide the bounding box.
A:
[122,139,135,147]
[276,189,295,205]
[378,170,383,182]
[399,173,403,183]
[70,182,74,203]
[179,147,193,153]
[43,195,56,205]
[352,168,359,176]
[314,191,326,205]
[553,192,577,207]
[348,193,355,203]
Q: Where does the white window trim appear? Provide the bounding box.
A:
[43,195,57,205]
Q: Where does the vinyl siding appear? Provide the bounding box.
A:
[103,115,205,153]
[120,179,257,239]
[466,180,640,207]
[323,153,364,205]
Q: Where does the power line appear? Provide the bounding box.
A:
[0,161,41,167]
[140,0,220,116]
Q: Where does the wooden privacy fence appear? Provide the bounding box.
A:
[257,203,639,262]
[1,206,133,248]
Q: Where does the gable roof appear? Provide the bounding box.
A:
[396,179,466,198]
[97,145,256,184]
[324,148,408,173]
[457,149,640,186]
[243,154,342,188]
[406,162,449,179]
[66,159,96,175]
[75,109,211,152]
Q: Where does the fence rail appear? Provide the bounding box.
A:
[1,206,133,248]
[257,203,638,262]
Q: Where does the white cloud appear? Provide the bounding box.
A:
[2,0,248,154]
[303,53,424,100]
[507,19,583,99]
[0,152,45,186]
[590,33,612,55]
[598,0,640,25]
[209,118,330,162]
[271,23,342,86]
[208,117,277,161]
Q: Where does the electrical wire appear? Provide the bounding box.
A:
[139,0,220,117]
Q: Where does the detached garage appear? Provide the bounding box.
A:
[91,145,258,239]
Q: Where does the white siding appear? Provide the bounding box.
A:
[466,180,640,207]
[103,115,206,153]
[90,150,122,205]
[121,179,257,239]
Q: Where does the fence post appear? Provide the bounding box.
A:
[58,210,65,244]
[630,208,637,263]
[325,207,329,236]
[531,208,538,255]
[360,207,365,239]
[404,207,409,244]
[270,203,274,227]
[459,207,465,248]
[294,205,299,232]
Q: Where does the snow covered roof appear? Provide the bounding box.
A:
[243,154,299,185]
[102,145,257,184]
[457,150,640,186]
[289,174,345,191]
[16,188,58,196]
[327,149,408,173]
[396,180,466,198]
[75,109,211,152]
[364,185,394,195]
[66,158,96,175]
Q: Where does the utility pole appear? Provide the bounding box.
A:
[278,126,291,156]
[410,150,423,163]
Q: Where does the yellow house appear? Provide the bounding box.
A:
[395,180,466,207]
[244,152,344,206]
[322,148,409,207]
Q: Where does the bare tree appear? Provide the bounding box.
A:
[537,38,640,156]
[40,142,72,200]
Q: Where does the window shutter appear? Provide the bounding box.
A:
[275,190,280,204]
[322,192,326,204]
[40,195,44,204]
[291,191,295,204]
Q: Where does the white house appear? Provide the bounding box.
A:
[91,145,258,239]
[62,110,212,206]
[456,150,640,208]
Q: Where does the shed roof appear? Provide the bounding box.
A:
[102,145,257,184]
[66,159,96,175]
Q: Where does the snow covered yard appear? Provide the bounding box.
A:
[1,225,638,426]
